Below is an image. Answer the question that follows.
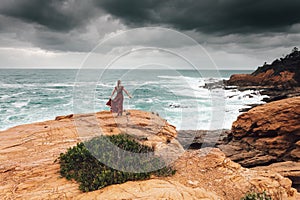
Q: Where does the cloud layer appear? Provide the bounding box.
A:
[0,0,299,68]
[0,0,97,31]
[99,0,300,34]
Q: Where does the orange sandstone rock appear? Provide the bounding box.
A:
[0,110,298,199]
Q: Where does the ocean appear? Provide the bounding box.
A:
[0,69,267,131]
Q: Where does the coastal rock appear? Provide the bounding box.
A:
[226,49,300,88]
[78,148,298,200]
[55,114,73,121]
[171,148,298,199]
[76,179,220,200]
[225,49,300,106]
[231,96,300,139]
[218,97,300,167]
[253,161,300,192]
[216,97,300,193]
[1,110,298,199]
[0,110,182,199]
[227,69,297,88]
[177,129,229,149]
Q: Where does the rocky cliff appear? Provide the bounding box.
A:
[226,48,300,88]
[225,49,300,104]
[1,110,298,199]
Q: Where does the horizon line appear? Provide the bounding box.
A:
[0,67,255,71]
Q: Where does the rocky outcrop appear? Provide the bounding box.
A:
[218,97,300,167]
[0,110,182,199]
[226,49,300,88]
[232,96,300,137]
[1,110,298,199]
[227,69,297,88]
[225,49,300,105]
[215,97,300,193]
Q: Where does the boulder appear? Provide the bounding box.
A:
[231,97,300,162]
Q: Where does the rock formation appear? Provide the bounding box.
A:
[76,148,298,200]
[254,161,300,192]
[1,110,298,199]
[0,110,181,199]
[226,70,297,88]
[216,97,300,192]
[226,48,300,88]
[225,48,300,104]
[220,96,300,165]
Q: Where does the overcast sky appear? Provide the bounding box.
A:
[0,0,299,69]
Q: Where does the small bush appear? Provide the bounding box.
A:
[58,134,176,192]
[241,191,272,200]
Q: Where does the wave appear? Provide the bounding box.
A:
[0,83,36,88]
[0,92,27,100]
[96,83,113,88]
[11,101,29,108]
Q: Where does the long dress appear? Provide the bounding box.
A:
[111,86,124,115]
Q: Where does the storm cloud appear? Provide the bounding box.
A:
[0,0,299,68]
[0,0,98,32]
[1,0,300,35]
[98,0,300,34]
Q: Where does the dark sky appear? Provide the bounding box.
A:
[0,0,299,69]
[99,0,300,34]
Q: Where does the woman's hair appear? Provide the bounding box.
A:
[117,80,121,87]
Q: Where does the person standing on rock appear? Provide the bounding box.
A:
[110,80,132,116]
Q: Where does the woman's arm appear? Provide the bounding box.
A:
[110,88,116,98]
[123,88,132,98]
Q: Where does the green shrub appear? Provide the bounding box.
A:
[58,134,176,192]
[241,191,272,200]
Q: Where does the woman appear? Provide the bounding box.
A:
[110,80,132,116]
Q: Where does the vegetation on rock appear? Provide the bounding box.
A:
[58,134,176,192]
[241,191,272,200]
[253,47,300,86]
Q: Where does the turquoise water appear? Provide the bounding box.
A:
[0,69,266,131]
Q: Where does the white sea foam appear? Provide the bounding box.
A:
[11,101,29,108]
[1,94,10,100]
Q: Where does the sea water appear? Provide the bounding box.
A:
[0,69,267,131]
